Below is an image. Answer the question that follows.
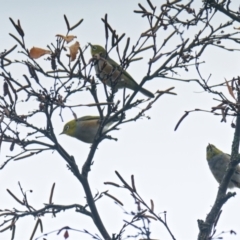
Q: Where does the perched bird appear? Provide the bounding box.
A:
[89,44,154,98]
[206,144,240,188]
[60,115,120,143]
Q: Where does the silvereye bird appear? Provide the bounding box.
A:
[61,115,119,143]
[89,44,154,98]
[206,144,240,188]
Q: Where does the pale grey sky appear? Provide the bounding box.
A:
[0,1,240,240]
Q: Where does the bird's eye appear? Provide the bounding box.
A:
[92,46,97,51]
[65,125,70,131]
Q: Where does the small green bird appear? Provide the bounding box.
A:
[206,144,240,188]
[61,115,119,143]
[89,44,154,98]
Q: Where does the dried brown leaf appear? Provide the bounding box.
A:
[211,103,225,112]
[225,78,236,100]
[68,41,80,61]
[56,34,77,43]
[29,47,51,59]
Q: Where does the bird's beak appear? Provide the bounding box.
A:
[59,132,64,135]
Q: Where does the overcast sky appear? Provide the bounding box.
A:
[0,1,240,240]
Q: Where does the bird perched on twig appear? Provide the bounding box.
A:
[206,144,240,188]
[61,115,120,143]
[89,43,154,98]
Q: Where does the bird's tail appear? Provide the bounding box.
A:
[140,87,155,98]
[110,113,126,123]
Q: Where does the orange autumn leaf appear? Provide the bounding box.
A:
[225,78,236,101]
[56,34,77,43]
[68,41,80,61]
[29,47,51,59]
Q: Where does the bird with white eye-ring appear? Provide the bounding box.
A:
[89,43,155,98]
[60,115,120,143]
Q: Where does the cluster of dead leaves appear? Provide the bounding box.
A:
[29,34,80,61]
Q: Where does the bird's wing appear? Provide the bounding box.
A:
[108,57,138,85]
[223,153,240,175]
[77,116,99,122]
[223,153,240,174]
